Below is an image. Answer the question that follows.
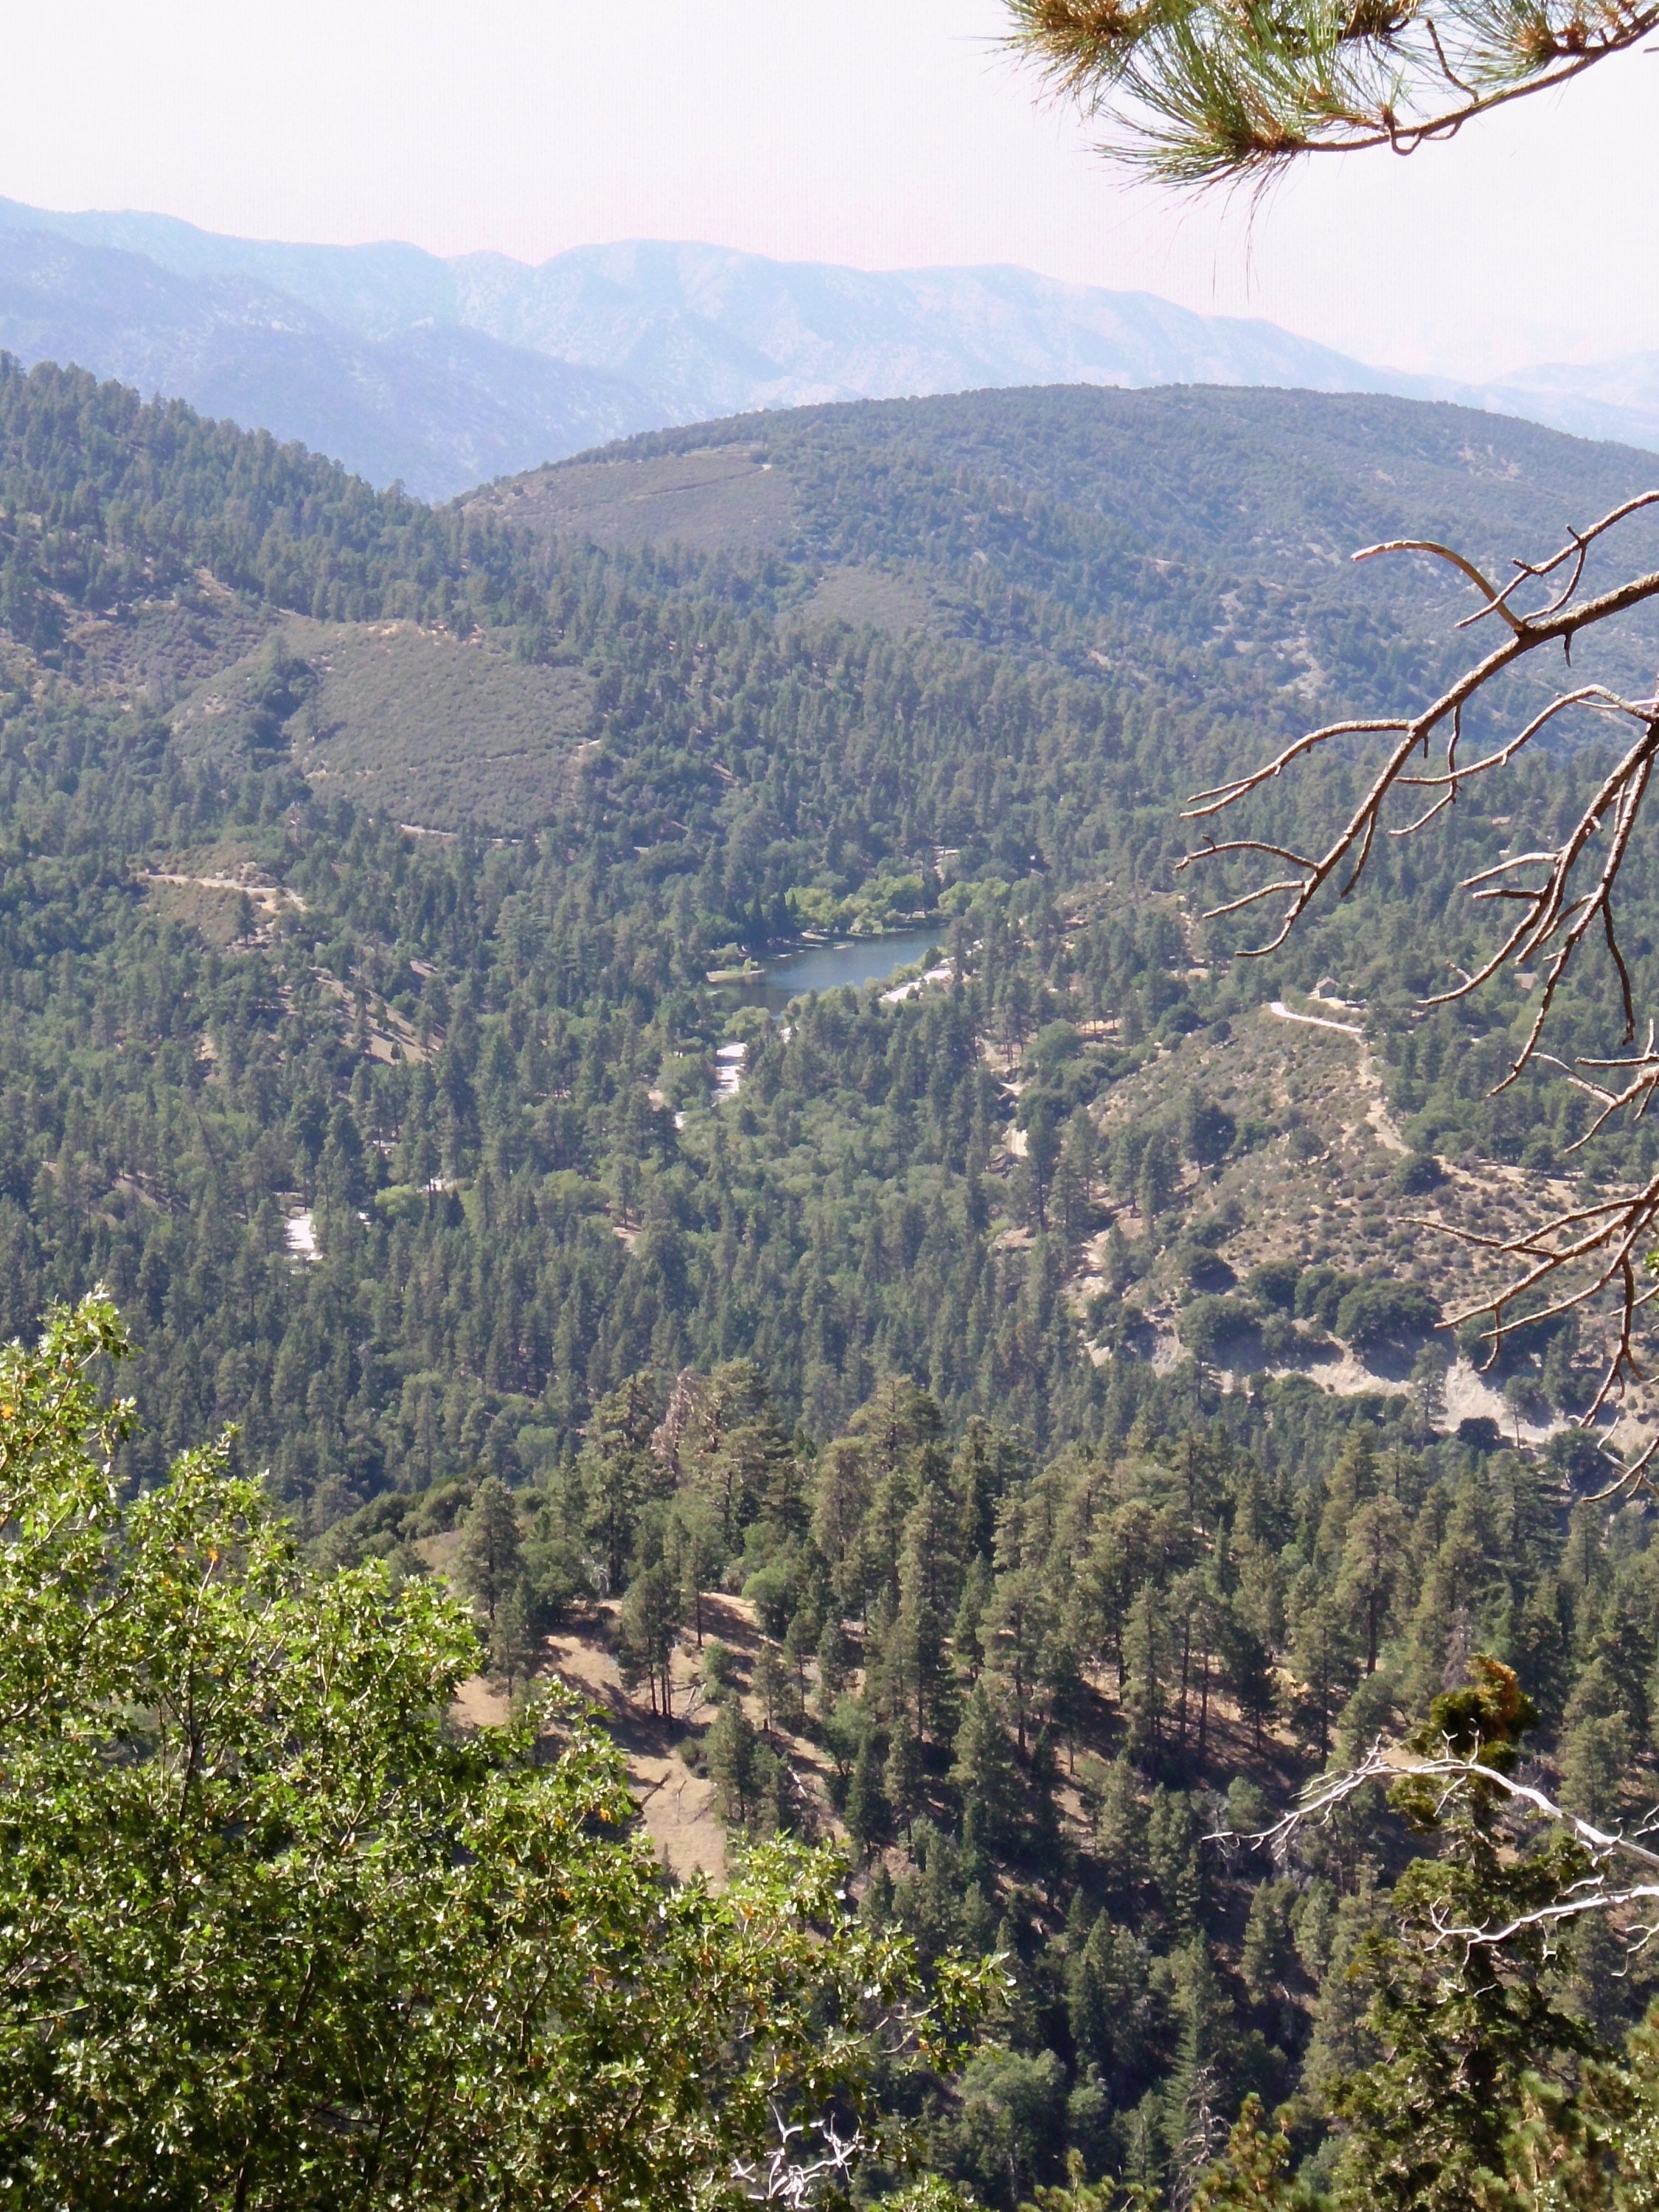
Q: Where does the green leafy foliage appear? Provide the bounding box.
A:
[0,1295,992,2208]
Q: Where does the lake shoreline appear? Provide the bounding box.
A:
[714,926,947,1016]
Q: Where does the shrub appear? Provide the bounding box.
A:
[1259,1310,1301,1361]
[1457,1415,1503,1453]
[1172,1239,1238,1293]
[1246,1258,1301,1311]
[702,1639,742,1700]
[1179,1294,1259,1363]
[1027,1020,1081,1075]
[1180,1091,1237,1166]
[1393,1152,1446,1195]
[1295,1265,1360,1328]
[1334,1279,1441,1351]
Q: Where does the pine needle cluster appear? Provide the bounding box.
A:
[1006,0,1658,185]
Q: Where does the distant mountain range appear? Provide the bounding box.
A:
[0,196,1652,498]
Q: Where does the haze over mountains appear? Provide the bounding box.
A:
[1,195,1655,498]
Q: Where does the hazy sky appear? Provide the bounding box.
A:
[6,1,1653,380]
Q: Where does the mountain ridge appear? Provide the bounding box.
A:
[0,200,1474,497]
[0,223,656,496]
[0,191,1649,498]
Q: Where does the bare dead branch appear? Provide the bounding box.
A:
[1353,536,1525,633]
[1184,491,1659,1462]
[1211,1739,1659,1953]
[733,2116,866,2210]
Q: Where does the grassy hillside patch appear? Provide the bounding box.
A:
[472,446,798,552]
[797,560,941,634]
[173,620,596,832]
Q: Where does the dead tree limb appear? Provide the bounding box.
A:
[1215,1740,1659,1955]
[1180,494,1659,1470]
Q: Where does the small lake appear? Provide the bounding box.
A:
[723,927,944,1015]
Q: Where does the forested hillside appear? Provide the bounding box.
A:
[7,352,1659,2201]
[398,1358,1659,2205]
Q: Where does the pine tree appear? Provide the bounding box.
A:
[706,1699,765,1829]
[1122,1582,1169,1770]
[1027,1727,1064,1878]
[1330,1659,1595,2211]
[1559,1704,1630,1828]
[754,1639,798,1735]
[1289,1590,1360,1758]
[700,1413,796,1548]
[1338,1497,1408,1677]
[1562,1907,1641,2047]
[1043,1623,1090,1773]
[952,1419,1027,1563]
[619,1558,681,1718]
[953,1555,992,1683]
[1297,1880,1380,2108]
[860,1860,896,1930]
[845,1725,890,1856]
[1135,1130,1179,1223]
[1068,1917,1154,2097]
[487,1579,537,1705]
[455,1475,522,1628]
[1147,1788,1208,1938]
[784,1605,818,1704]
[990,1490,1054,1753]
[668,1492,723,1648]
[762,1742,797,1834]
[1190,2096,1296,2210]
[897,1475,962,1745]
[1240,1880,1295,2009]
[1162,1945,1235,2197]
[577,1375,665,1596]
[994,1913,1042,2053]
[816,1613,855,1713]
[1313,1425,1380,1578]
[1095,1754,1150,1908]
[1218,1594,1276,1755]
[885,1717,925,1840]
[952,1683,1024,1863]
